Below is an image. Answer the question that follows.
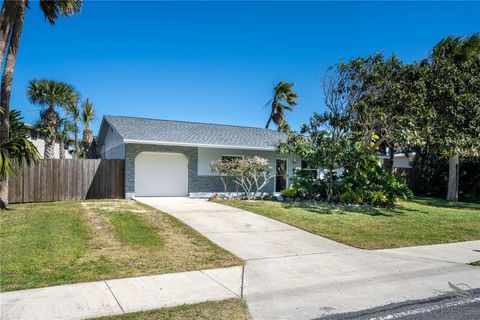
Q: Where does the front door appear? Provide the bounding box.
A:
[275,158,288,192]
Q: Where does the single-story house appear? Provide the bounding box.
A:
[96,115,300,198]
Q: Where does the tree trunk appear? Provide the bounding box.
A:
[74,125,79,159]
[447,155,459,202]
[0,0,19,66]
[44,139,55,159]
[327,167,333,202]
[59,140,65,159]
[387,145,395,175]
[87,138,97,159]
[265,110,274,129]
[265,98,277,129]
[0,1,25,209]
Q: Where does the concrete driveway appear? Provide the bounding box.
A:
[137,197,480,320]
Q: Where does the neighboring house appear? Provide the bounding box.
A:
[26,124,74,159]
[377,152,415,169]
[96,115,300,198]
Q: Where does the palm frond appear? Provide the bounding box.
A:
[0,109,40,179]
[39,0,82,25]
[81,98,95,129]
[27,79,78,110]
[265,80,299,128]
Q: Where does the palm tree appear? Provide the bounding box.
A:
[58,119,74,159]
[27,79,77,159]
[0,0,82,207]
[64,94,81,158]
[0,108,39,208]
[265,81,299,129]
[81,99,95,158]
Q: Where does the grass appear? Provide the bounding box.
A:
[95,299,250,320]
[105,211,164,248]
[471,261,480,267]
[216,197,480,250]
[0,200,242,292]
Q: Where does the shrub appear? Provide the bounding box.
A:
[339,189,363,204]
[290,169,328,199]
[462,192,480,203]
[279,117,414,206]
[382,175,413,205]
[280,188,298,198]
[369,191,388,206]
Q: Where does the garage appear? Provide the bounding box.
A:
[135,152,188,197]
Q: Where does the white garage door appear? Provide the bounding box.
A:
[135,152,188,197]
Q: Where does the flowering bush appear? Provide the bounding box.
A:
[210,156,273,199]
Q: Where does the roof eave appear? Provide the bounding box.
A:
[123,139,278,151]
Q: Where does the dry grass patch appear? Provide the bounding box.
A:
[1,200,242,291]
[95,299,250,320]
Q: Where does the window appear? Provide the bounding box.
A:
[221,155,243,162]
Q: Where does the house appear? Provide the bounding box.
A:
[377,152,415,169]
[96,115,300,198]
[26,124,74,159]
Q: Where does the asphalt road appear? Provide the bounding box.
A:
[317,288,480,320]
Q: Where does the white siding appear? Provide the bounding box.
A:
[197,147,300,178]
[393,155,413,168]
[29,134,73,159]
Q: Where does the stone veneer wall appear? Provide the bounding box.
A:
[124,143,275,199]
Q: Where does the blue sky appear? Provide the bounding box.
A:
[9,1,480,134]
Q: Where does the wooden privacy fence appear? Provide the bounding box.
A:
[8,159,125,203]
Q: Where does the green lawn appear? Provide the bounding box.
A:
[0,200,242,292]
[95,299,249,320]
[217,197,480,249]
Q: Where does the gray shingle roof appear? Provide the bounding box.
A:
[103,115,286,150]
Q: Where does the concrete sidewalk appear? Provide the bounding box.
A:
[0,266,242,320]
[138,197,480,320]
[379,240,480,264]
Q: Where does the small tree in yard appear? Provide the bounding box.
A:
[210,160,235,195]
[211,157,274,199]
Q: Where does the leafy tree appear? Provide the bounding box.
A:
[27,79,77,159]
[265,81,299,129]
[280,69,351,200]
[0,0,81,207]
[424,34,480,201]
[336,53,427,173]
[81,98,96,158]
[0,108,39,206]
[279,67,412,206]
